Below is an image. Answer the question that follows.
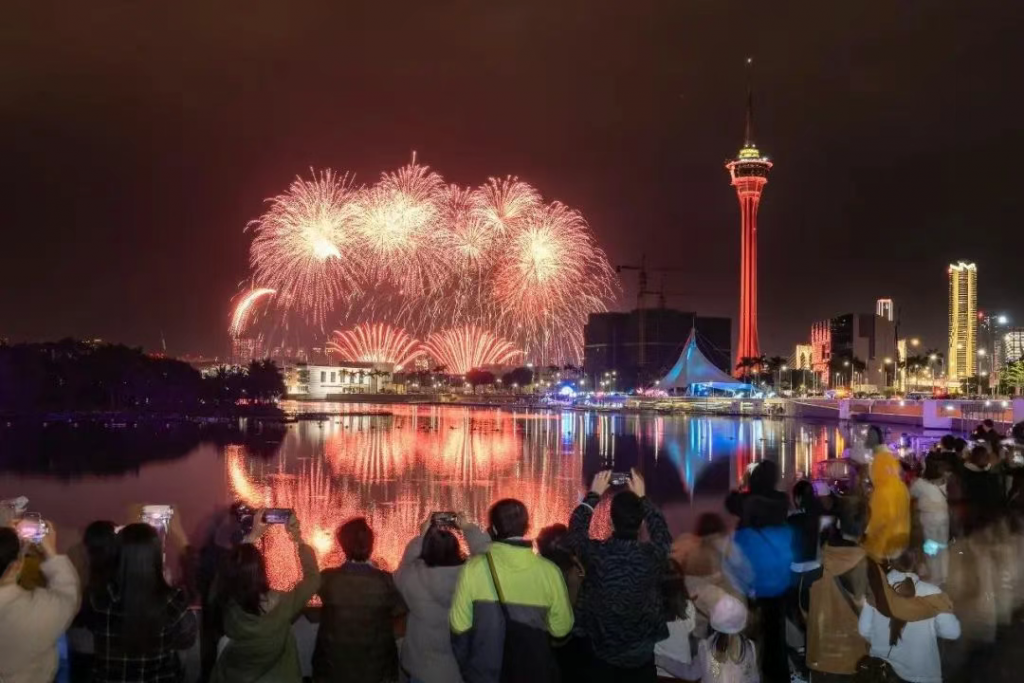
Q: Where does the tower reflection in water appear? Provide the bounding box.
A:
[226,405,846,591]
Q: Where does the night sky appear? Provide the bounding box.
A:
[2,2,1022,358]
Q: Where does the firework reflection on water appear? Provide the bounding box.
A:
[228,406,610,592]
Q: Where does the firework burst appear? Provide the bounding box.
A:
[491,201,617,361]
[238,157,619,363]
[356,160,450,296]
[473,176,542,236]
[423,326,522,374]
[326,322,424,368]
[248,170,363,326]
[229,287,277,337]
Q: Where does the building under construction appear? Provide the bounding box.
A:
[583,308,731,390]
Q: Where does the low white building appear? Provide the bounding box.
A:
[286,362,394,399]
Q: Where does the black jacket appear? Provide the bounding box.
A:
[566,493,672,668]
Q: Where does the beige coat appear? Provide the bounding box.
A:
[0,556,80,683]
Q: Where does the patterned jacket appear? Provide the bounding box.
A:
[567,492,672,668]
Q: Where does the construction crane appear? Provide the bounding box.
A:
[615,254,686,373]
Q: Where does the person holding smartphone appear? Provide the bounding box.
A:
[211,509,319,683]
[0,520,81,683]
[394,512,490,683]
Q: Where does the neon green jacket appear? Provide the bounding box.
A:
[449,540,573,683]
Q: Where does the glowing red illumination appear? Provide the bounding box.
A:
[725,69,771,374]
[228,406,611,592]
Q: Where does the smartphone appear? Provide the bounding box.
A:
[610,472,632,487]
[262,508,293,524]
[16,512,49,543]
[140,505,174,533]
[431,511,458,527]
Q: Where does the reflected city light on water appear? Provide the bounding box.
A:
[224,405,853,592]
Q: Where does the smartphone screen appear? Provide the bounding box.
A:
[16,513,45,543]
[263,508,292,524]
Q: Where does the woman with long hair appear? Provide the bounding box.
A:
[87,523,198,682]
[210,511,319,683]
[394,514,490,683]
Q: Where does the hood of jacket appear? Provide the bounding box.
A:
[823,543,865,576]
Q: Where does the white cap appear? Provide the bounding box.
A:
[710,594,748,635]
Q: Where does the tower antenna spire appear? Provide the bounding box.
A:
[744,57,755,147]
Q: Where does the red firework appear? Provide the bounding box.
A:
[326,322,424,368]
[422,326,522,374]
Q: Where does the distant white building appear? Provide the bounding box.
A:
[286,362,394,399]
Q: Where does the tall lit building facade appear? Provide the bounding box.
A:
[1004,328,1024,366]
[876,298,894,322]
[947,262,978,381]
[726,61,772,374]
[794,343,813,370]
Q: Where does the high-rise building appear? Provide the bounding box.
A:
[1004,328,1024,366]
[876,298,894,322]
[726,60,772,375]
[947,262,978,382]
[794,344,813,370]
[808,314,896,389]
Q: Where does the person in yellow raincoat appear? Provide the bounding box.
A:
[863,426,911,561]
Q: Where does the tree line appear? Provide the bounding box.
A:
[0,339,284,414]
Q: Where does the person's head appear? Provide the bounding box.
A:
[748,460,779,495]
[695,512,727,538]
[536,523,568,558]
[982,419,995,432]
[0,527,22,584]
[792,480,815,511]
[835,497,868,541]
[954,437,968,454]
[922,454,950,483]
[610,491,644,539]
[488,499,529,540]
[890,547,919,575]
[337,517,374,562]
[420,524,464,568]
[865,425,885,449]
[969,444,992,469]
[115,523,172,653]
[709,593,749,655]
[226,542,270,615]
[940,434,958,452]
[536,524,576,572]
[83,520,118,590]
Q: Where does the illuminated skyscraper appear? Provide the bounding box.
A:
[726,59,772,373]
[947,262,978,381]
[876,298,894,322]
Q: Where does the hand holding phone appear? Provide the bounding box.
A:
[609,472,632,487]
[16,513,49,544]
[262,508,293,525]
[431,512,458,528]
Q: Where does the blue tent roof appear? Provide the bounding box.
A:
[659,331,749,391]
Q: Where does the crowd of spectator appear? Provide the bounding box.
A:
[3,419,1024,683]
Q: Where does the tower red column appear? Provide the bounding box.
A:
[725,65,771,376]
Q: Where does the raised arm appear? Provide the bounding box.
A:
[630,469,671,555]
[23,531,81,647]
[460,521,491,556]
[566,470,612,563]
